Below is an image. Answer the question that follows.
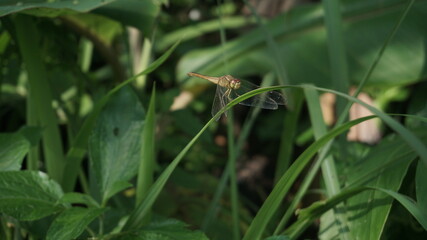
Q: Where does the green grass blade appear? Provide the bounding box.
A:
[274,89,304,183]
[136,84,156,210]
[284,186,427,238]
[321,0,349,115]
[14,15,66,182]
[242,115,375,240]
[62,40,181,192]
[304,87,348,236]
[373,187,427,230]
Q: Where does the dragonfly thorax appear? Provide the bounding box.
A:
[221,75,241,90]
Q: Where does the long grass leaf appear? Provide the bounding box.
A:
[136,84,156,210]
[14,15,66,182]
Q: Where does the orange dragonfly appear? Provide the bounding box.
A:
[187,72,286,118]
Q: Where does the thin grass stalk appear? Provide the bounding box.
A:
[201,73,275,231]
[216,0,240,237]
[134,38,152,89]
[14,15,66,182]
[304,87,349,238]
[135,84,156,223]
[227,111,240,240]
[274,90,304,183]
[321,0,349,115]
[27,90,39,171]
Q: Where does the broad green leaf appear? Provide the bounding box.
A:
[115,217,208,240]
[46,207,106,240]
[89,86,145,203]
[0,131,30,171]
[59,192,100,208]
[0,0,115,17]
[177,0,427,88]
[0,171,64,220]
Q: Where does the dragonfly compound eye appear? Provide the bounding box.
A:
[230,79,241,89]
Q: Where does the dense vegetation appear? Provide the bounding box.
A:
[0,0,426,239]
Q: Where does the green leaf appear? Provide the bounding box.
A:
[89,86,145,203]
[59,192,100,208]
[18,126,43,147]
[177,0,427,88]
[0,0,115,17]
[0,131,30,171]
[136,84,156,206]
[416,159,427,212]
[373,187,427,231]
[0,171,64,220]
[46,207,106,240]
[116,218,208,240]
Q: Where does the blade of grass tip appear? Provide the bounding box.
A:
[61,40,181,192]
[242,115,376,240]
[134,38,152,89]
[304,86,349,238]
[14,15,66,182]
[136,83,156,220]
[78,38,93,73]
[321,0,349,117]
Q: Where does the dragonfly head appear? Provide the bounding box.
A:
[223,75,241,90]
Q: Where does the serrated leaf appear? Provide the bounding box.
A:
[0,131,30,171]
[89,86,145,203]
[46,207,106,240]
[0,171,64,220]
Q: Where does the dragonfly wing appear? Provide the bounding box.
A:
[233,80,285,110]
[211,84,228,118]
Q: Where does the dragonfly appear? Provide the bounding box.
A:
[187,72,286,118]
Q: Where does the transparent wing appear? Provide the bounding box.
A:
[230,80,286,110]
[211,83,229,119]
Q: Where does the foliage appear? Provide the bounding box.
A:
[0,0,426,239]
